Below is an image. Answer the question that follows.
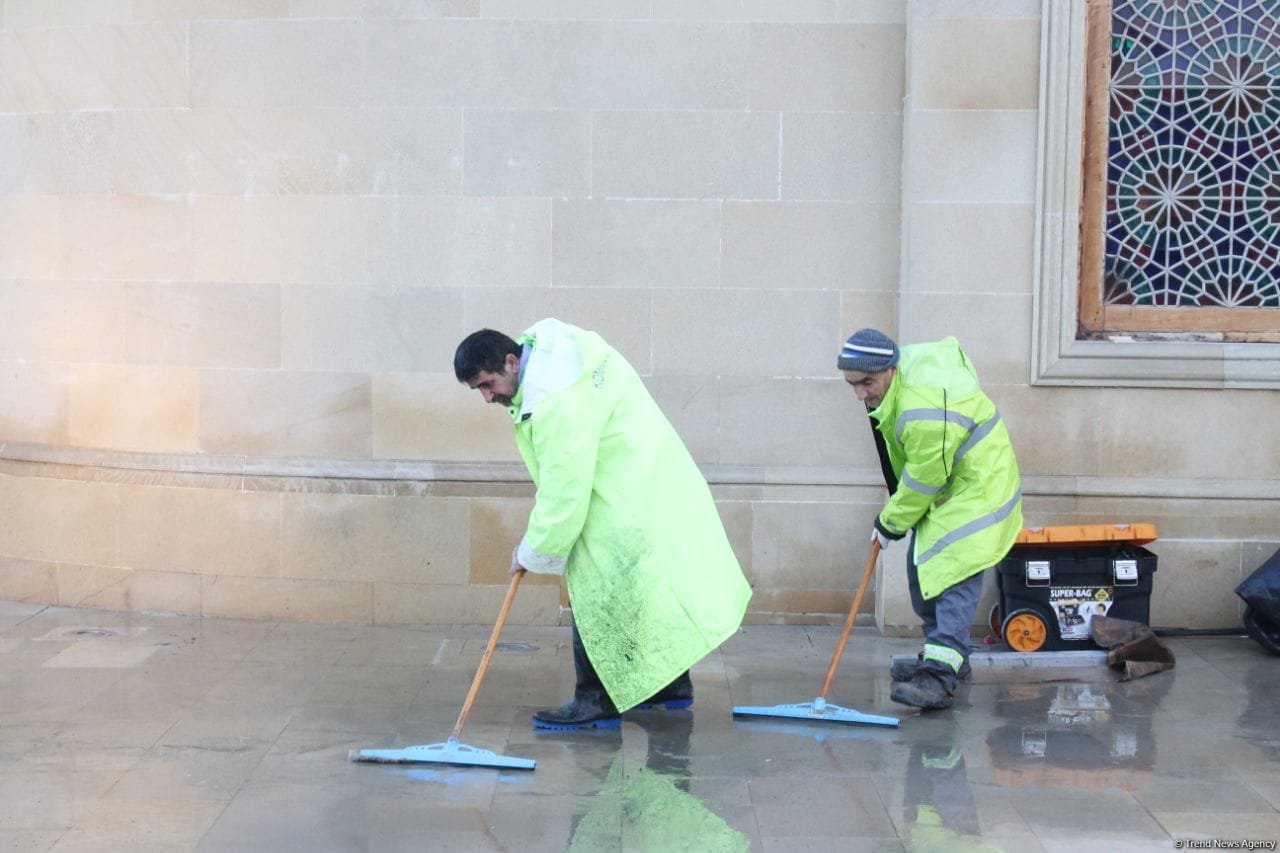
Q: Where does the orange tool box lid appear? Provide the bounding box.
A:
[1014,523,1157,547]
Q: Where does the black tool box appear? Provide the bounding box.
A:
[994,524,1158,652]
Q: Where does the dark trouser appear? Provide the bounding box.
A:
[907,534,985,693]
[569,620,617,711]
[569,620,690,708]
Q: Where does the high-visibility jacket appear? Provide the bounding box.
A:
[869,338,1022,599]
[509,319,751,711]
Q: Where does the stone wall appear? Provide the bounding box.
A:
[0,1,1275,631]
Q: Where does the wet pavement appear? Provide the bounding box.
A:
[2,597,1279,852]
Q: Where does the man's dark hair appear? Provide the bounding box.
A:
[454,329,521,382]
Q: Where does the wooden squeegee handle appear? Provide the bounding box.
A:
[818,539,881,701]
[452,569,524,740]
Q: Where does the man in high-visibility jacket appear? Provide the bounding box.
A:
[455,319,752,730]
[839,328,1022,710]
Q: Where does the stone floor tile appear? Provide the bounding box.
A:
[1132,778,1277,815]
[749,774,896,838]
[1152,810,1280,843]
[0,830,66,852]
[3,604,1279,851]
[762,836,904,852]
[106,742,269,802]
[48,798,224,853]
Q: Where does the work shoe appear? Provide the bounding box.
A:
[634,671,694,711]
[532,690,621,731]
[890,654,971,683]
[890,669,954,711]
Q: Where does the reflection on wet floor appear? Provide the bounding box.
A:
[902,736,986,851]
[985,676,1167,794]
[563,713,748,852]
[1238,661,1280,761]
[1,599,1278,851]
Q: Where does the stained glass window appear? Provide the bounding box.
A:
[1104,0,1280,312]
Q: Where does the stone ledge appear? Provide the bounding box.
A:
[2,442,1277,500]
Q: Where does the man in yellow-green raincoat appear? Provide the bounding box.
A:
[840,328,1021,711]
[455,319,752,730]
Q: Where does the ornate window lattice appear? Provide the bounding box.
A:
[1105,0,1280,312]
[1077,0,1280,340]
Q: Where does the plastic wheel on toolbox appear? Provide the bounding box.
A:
[988,603,1002,637]
[1002,608,1048,653]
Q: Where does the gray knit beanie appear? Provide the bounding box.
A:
[837,328,900,372]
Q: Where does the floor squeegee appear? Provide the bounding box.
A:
[733,540,900,728]
[350,570,536,770]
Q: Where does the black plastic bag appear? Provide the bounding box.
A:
[1236,548,1280,655]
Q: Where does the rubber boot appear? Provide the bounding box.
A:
[634,671,694,711]
[532,624,621,730]
[891,653,971,683]
[890,668,955,711]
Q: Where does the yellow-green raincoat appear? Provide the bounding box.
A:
[869,338,1022,600]
[510,319,751,711]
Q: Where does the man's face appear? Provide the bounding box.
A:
[467,353,521,406]
[843,366,895,409]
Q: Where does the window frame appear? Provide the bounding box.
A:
[1032,0,1280,388]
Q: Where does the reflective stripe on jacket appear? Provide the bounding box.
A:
[869,338,1022,599]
